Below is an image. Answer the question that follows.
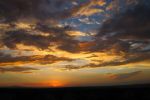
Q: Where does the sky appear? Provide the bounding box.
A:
[0,0,150,87]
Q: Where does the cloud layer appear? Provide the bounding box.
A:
[0,0,149,71]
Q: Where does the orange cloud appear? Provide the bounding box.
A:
[71,0,105,17]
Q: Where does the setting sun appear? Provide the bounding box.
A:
[47,80,65,88]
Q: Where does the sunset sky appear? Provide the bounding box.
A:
[0,0,150,87]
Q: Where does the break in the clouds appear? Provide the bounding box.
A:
[0,0,149,71]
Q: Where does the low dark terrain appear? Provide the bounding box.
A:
[0,84,150,100]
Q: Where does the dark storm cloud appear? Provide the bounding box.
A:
[57,42,80,53]
[85,0,150,66]
[35,23,72,34]
[94,0,150,54]
[98,1,150,39]
[108,71,142,80]
[90,39,131,53]
[2,29,51,50]
[0,0,96,53]
[35,23,80,53]
[1,26,80,52]
[0,0,91,23]
[0,0,67,22]
[0,67,38,73]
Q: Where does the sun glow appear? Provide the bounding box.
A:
[47,80,65,88]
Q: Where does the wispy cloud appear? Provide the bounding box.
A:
[108,71,142,80]
[0,52,74,66]
[0,66,38,73]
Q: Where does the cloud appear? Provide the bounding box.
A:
[0,0,71,22]
[0,66,38,73]
[108,71,142,80]
[35,23,81,53]
[98,1,150,39]
[1,29,51,50]
[78,0,150,68]
[0,0,149,70]
[94,0,150,53]
[94,0,150,52]
[0,52,74,66]
[62,52,150,70]
[95,53,150,67]
[0,24,80,52]
[70,0,106,17]
[0,0,106,53]
[0,0,106,23]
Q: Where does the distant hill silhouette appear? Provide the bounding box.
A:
[0,84,150,100]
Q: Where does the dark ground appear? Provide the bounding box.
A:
[0,84,150,100]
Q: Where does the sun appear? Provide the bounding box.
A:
[48,80,64,88]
